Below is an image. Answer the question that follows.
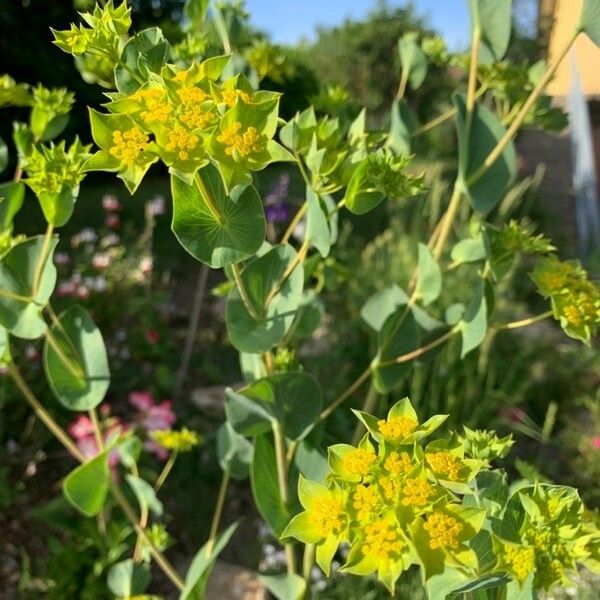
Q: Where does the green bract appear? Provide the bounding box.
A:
[23,139,91,226]
[30,86,75,141]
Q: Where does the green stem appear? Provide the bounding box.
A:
[154,451,178,492]
[45,328,85,380]
[281,201,307,245]
[89,408,104,451]
[6,362,85,462]
[0,288,32,303]
[272,422,297,574]
[377,328,457,367]
[110,482,186,591]
[302,544,315,595]
[467,29,579,188]
[396,70,408,101]
[431,183,462,261]
[317,366,371,423]
[496,310,553,330]
[195,171,226,226]
[32,224,54,299]
[231,263,261,321]
[263,239,309,311]
[206,471,230,556]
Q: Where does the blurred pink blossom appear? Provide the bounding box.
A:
[499,406,527,424]
[105,214,121,229]
[92,253,111,270]
[129,391,176,460]
[102,194,122,212]
[54,252,71,266]
[592,437,600,450]
[68,414,125,467]
[140,256,153,275]
[146,329,160,344]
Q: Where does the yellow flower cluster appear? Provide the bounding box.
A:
[309,495,345,536]
[423,512,463,550]
[136,88,172,124]
[426,451,461,481]
[353,484,380,520]
[217,122,265,158]
[401,477,434,507]
[384,451,413,476]
[152,427,200,452]
[503,544,535,583]
[361,519,406,560]
[165,125,200,161]
[110,127,149,166]
[377,416,418,442]
[222,88,251,107]
[342,448,377,478]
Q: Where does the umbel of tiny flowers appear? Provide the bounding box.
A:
[282,398,488,594]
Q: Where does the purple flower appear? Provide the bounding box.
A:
[264,173,291,223]
[265,202,289,223]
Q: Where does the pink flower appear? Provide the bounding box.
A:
[592,437,600,450]
[69,415,95,440]
[92,253,111,270]
[76,285,90,300]
[102,194,122,212]
[500,406,527,424]
[140,400,176,431]
[129,390,154,411]
[105,214,121,229]
[144,439,170,461]
[140,256,153,275]
[146,329,160,344]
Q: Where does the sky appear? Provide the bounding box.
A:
[243,0,471,49]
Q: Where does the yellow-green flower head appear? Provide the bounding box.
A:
[308,492,346,537]
[426,451,462,481]
[503,544,535,584]
[342,447,377,479]
[217,122,266,159]
[377,416,418,443]
[0,75,31,107]
[361,518,406,561]
[383,451,413,477]
[110,127,150,167]
[353,484,381,521]
[401,476,434,507]
[32,85,75,115]
[152,427,201,452]
[135,87,173,125]
[423,511,463,550]
[164,125,200,162]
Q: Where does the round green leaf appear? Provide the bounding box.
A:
[63,451,110,516]
[0,136,8,174]
[344,160,385,215]
[107,559,150,598]
[581,0,600,46]
[43,305,110,411]
[0,181,25,233]
[415,243,442,306]
[226,244,304,353]
[469,0,513,64]
[398,33,428,89]
[459,280,488,358]
[217,422,253,480]
[451,237,486,264]
[171,166,266,268]
[0,235,57,339]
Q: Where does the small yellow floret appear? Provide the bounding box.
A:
[110,127,149,166]
[384,451,413,476]
[165,125,200,160]
[401,477,433,507]
[136,88,172,124]
[177,86,209,104]
[352,484,380,520]
[222,88,251,106]
[217,122,264,158]
[504,545,535,583]
[309,494,344,536]
[423,512,463,550]
[361,519,405,560]
[377,416,418,442]
[152,427,201,452]
[342,448,377,478]
[426,451,462,481]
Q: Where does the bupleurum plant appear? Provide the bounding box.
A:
[1,0,600,599]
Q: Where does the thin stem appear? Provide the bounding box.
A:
[396,71,408,101]
[206,471,230,556]
[281,202,307,245]
[467,29,579,188]
[378,328,457,367]
[302,544,316,592]
[174,264,209,401]
[496,310,553,330]
[466,27,481,124]
[131,461,149,563]
[317,366,371,423]
[110,482,186,591]
[263,239,309,311]
[431,183,462,260]
[352,383,378,445]
[272,422,297,574]
[232,263,261,321]
[32,224,54,299]
[6,362,84,462]
[89,409,104,451]
[154,451,178,492]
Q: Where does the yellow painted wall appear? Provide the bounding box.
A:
[547,0,600,97]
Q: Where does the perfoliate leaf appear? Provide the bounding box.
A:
[454,93,516,214]
[415,243,442,306]
[217,422,253,480]
[260,573,306,600]
[171,166,266,268]
[63,451,110,516]
[0,235,57,339]
[469,0,513,63]
[225,244,304,353]
[43,305,110,411]
[459,280,487,357]
[107,559,150,598]
[126,474,163,517]
[398,33,428,90]
[388,99,417,155]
